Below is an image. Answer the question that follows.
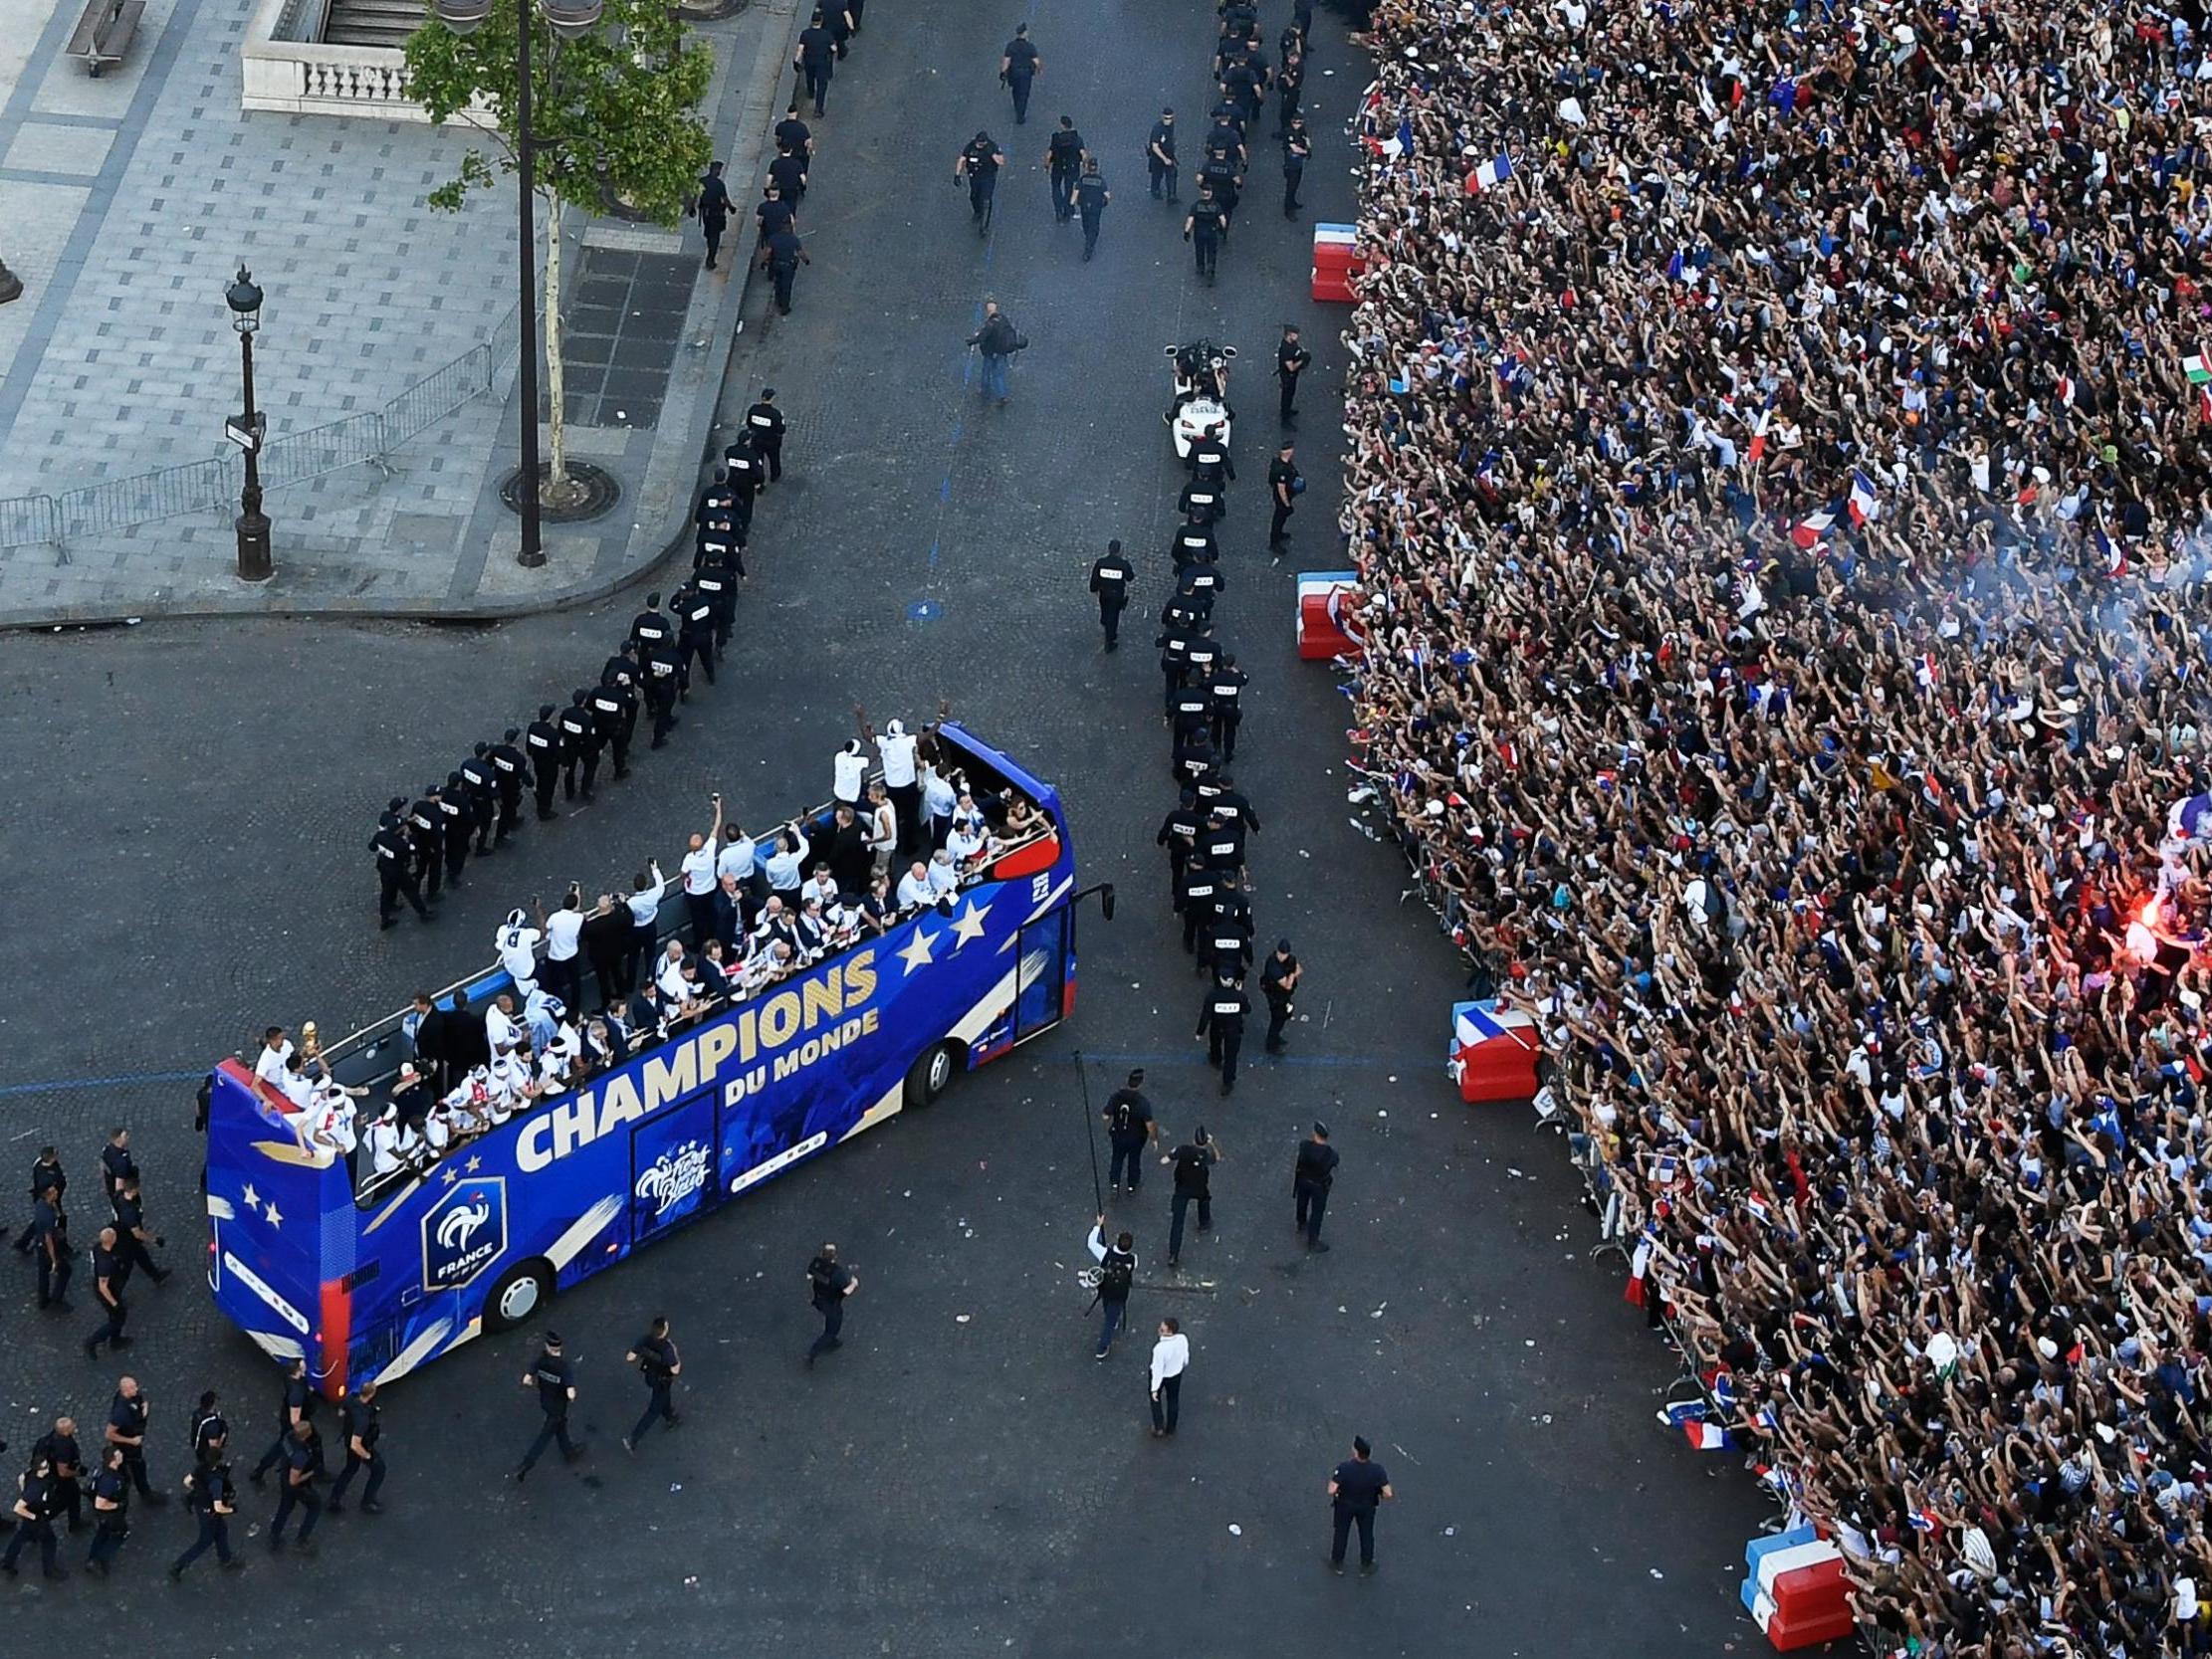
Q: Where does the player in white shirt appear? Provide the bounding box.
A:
[365,1110,404,1181]
[862,711,922,855]
[831,740,868,805]
[252,1028,295,1091]
[655,940,692,1005]
[920,763,959,849]
[681,795,725,945]
[486,994,524,1056]
[543,887,587,1010]
[497,907,545,994]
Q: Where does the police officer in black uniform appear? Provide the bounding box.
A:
[1170,677,1215,779]
[1178,859,1219,953]
[956,130,1005,231]
[105,1377,161,1505]
[1199,869,1254,982]
[643,635,683,749]
[99,1128,136,1218]
[462,745,500,852]
[1184,625,1221,689]
[1147,106,1178,200]
[1268,440,1301,549]
[622,1317,683,1452]
[1102,1071,1155,1192]
[526,705,561,820]
[405,787,445,901]
[437,772,473,890]
[722,436,763,506]
[267,1417,324,1554]
[1157,788,1204,907]
[1276,322,1310,422]
[1198,153,1241,227]
[1180,471,1225,524]
[1294,1123,1337,1247]
[487,728,532,841]
[13,1144,64,1256]
[742,387,786,481]
[1172,703,1218,788]
[1184,183,1227,281]
[1207,770,1261,839]
[326,1380,384,1515]
[1276,46,1304,133]
[759,225,809,314]
[1045,115,1084,221]
[1196,972,1248,1095]
[1157,613,1201,716]
[1282,114,1311,217]
[250,1358,315,1487]
[85,1225,128,1357]
[792,8,833,115]
[1088,538,1132,648]
[1,1450,65,1579]
[84,1445,130,1576]
[1260,938,1301,1051]
[30,1180,72,1311]
[1189,424,1235,492]
[694,546,738,653]
[514,1331,583,1481]
[1074,157,1110,260]
[998,23,1039,123]
[111,1178,168,1287]
[169,1458,241,1578]
[592,671,634,783]
[631,590,676,656]
[190,1392,228,1468]
[557,690,601,804]
[32,1416,84,1534]
[674,579,718,690]
[1208,651,1248,758]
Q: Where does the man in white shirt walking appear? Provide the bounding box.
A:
[1149,1318,1190,1436]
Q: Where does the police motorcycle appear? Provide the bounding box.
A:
[1165,340,1236,458]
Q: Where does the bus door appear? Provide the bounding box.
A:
[1013,909,1070,1041]
[628,1090,723,1245]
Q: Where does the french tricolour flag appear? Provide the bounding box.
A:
[1464,151,1512,193]
[1624,1232,1655,1307]
[1684,1420,1736,1452]
[1791,508,1836,549]
[1847,468,1881,527]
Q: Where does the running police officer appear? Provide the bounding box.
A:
[1089,538,1132,648]
[622,1317,683,1452]
[515,1332,582,1480]
[1045,114,1084,221]
[1157,788,1204,907]
[557,690,601,803]
[1261,938,1301,1051]
[526,705,562,820]
[1102,1070,1155,1192]
[488,728,532,841]
[1276,322,1310,422]
[169,1458,241,1579]
[1074,157,1110,260]
[85,1445,130,1576]
[251,1358,315,1487]
[1184,183,1227,282]
[267,1417,324,1555]
[743,387,786,481]
[1196,972,1247,1095]
[1147,106,1179,200]
[326,1380,384,1514]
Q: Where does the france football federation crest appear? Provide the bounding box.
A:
[422,1177,508,1293]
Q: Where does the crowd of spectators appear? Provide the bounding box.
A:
[1340,0,2212,1649]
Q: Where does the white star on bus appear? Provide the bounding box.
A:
[897,928,940,975]
[264,1202,284,1230]
[949,899,992,948]
[242,1183,259,1210]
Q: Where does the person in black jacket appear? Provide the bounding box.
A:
[1293,1123,1338,1249]
[691,161,731,270]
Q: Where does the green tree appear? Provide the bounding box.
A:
[404,0,713,505]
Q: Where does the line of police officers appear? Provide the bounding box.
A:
[367,392,790,932]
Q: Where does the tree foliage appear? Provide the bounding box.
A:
[403,0,714,227]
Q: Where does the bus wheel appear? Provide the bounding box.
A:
[903,1043,958,1110]
[484,1260,554,1333]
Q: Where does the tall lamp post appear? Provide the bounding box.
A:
[226,265,273,583]
[432,0,602,570]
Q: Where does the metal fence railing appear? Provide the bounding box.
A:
[0,300,522,552]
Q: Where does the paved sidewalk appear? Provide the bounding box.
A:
[0,0,804,624]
